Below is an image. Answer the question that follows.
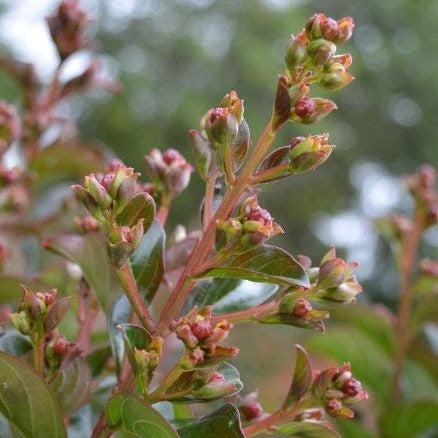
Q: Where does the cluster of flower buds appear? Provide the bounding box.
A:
[173,306,238,370]
[144,148,193,201]
[10,286,70,338]
[72,161,155,265]
[46,0,90,61]
[132,337,163,387]
[273,14,354,130]
[255,134,334,182]
[312,248,362,303]
[190,91,249,183]
[0,101,21,155]
[237,391,264,421]
[45,332,80,369]
[312,362,368,418]
[216,196,283,249]
[405,165,438,228]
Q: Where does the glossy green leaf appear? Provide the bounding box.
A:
[29,143,106,185]
[283,345,312,407]
[276,421,340,437]
[106,393,178,437]
[185,278,278,314]
[51,356,92,416]
[0,331,32,356]
[45,233,121,314]
[131,221,165,302]
[116,193,156,232]
[380,401,438,438]
[197,245,309,288]
[0,352,66,437]
[178,403,244,438]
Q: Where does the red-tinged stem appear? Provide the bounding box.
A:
[203,169,218,230]
[32,334,45,376]
[243,400,307,437]
[211,301,278,325]
[158,120,276,334]
[391,210,425,403]
[116,263,155,334]
[156,196,172,226]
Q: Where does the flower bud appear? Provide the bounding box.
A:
[307,39,336,66]
[319,70,354,90]
[288,134,334,174]
[203,107,238,147]
[47,0,90,60]
[285,34,307,74]
[108,220,144,266]
[0,101,21,154]
[342,378,362,397]
[75,215,100,233]
[189,129,212,181]
[84,175,113,210]
[192,371,238,400]
[305,14,354,45]
[176,323,199,349]
[53,337,69,357]
[240,392,263,421]
[291,99,337,125]
[333,17,355,44]
[10,311,31,335]
[191,319,213,341]
[292,298,313,318]
[220,91,244,123]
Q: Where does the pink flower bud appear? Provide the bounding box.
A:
[294,98,315,119]
[292,298,312,318]
[191,319,213,341]
[342,378,362,397]
[240,392,263,420]
[204,107,239,146]
[53,337,69,356]
[325,398,343,416]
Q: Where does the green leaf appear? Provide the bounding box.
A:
[0,351,66,437]
[116,193,156,232]
[185,278,278,313]
[283,345,312,407]
[29,143,106,185]
[178,403,244,438]
[0,331,32,356]
[106,393,178,437]
[334,419,373,438]
[0,275,37,303]
[197,245,309,288]
[380,401,438,438]
[45,233,121,314]
[118,323,153,351]
[276,421,340,437]
[131,221,165,302]
[50,356,92,416]
[86,344,112,377]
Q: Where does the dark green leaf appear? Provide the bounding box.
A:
[380,401,438,438]
[45,233,121,313]
[29,143,106,185]
[186,278,278,314]
[118,323,153,351]
[197,245,309,288]
[178,403,244,438]
[131,221,165,302]
[51,356,92,416]
[0,352,66,437]
[106,393,178,437]
[116,193,156,232]
[276,421,340,437]
[283,345,312,407]
[0,331,32,356]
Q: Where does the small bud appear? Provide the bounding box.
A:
[0,101,21,154]
[285,34,307,73]
[291,99,337,125]
[292,298,312,318]
[203,107,239,147]
[10,311,31,335]
[307,39,336,66]
[294,98,315,119]
[320,70,354,90]
[47,0,90,60]
[325,399,343,416]
[191,319,213,341]
[333,17,355,44]
[220,91,244,123]
[175,323,199,349]
[342,378,362,397]
[53,337,69,356]
[75,215,100,233]
[84,175,113,210]
[240,392,263,421]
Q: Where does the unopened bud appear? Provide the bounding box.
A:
[291,99,337,125]
[240,392,263,420]
[292,298,312,318]
[220,91,244,123]
[191,319,213,341]
[84,175,112,210]
[285,34,307,74]
[10,311,31,335]
[333,17,355,44]
[53,337,69,356]
[294,98,315,119]
[307,39,336,66]
[76,215,100,233]
[342,378,362,397]
[204,107,239,147]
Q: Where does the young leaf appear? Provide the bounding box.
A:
[0,352,66,437]
[106,393,178,437]
[45,233,121,313]
[185,278,278,314]
[50,356,92,416]
[116,192,156,232]
[178,403,244,438]
[197,245,309,288]
[276,421,340,437]
[131,220,165,302]
[283,345,312,407]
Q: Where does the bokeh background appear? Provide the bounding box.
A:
[0,1,436,436]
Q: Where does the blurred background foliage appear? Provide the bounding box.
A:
[0,1,436,436]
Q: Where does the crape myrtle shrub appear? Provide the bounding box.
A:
[0,1,436,437]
